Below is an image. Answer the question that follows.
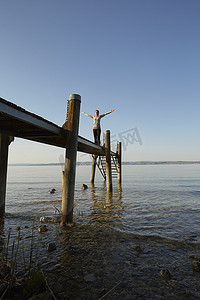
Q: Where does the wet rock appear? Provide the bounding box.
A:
[81,184,88,190]
[38,225,48,233]
[84,273,96,282]
[189,254,200,261]
[134,245,143,253]
[46,242,57,252]
[192,261,200,272]
[119,239,126,243]
[60,221,74,228]
[160,269,172,279]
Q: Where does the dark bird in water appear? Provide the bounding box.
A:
[49,188,56,194]
[81,184,88,190]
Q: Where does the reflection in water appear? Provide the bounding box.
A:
[88,182,124,226]
[106,191,112,206]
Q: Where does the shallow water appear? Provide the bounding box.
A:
[5,164,200,244]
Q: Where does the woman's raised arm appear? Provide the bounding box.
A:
[81,112,93,118]
[100,109,115,118]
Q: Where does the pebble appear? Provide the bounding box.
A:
[81,184,88,190]
[38,225,48,233]
[84,273,96,282]
[192,261,200,272]
[189,254,200,261]
[60,221,74,228]
[134,245,143,252]
[160,269,172,279]
[46,242,57,252]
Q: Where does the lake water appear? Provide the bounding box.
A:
[5,164,200,245]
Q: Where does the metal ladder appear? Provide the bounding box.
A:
[95,154,118,180]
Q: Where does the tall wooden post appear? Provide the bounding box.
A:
[117,141,122,189]
[61,94,81,225]
[0,134,10,217]
[104,130,112,193]
[90,155,97,184]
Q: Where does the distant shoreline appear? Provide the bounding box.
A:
[8,161,200,166]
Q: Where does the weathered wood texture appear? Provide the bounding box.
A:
[61,94,81,224]
[117,142,122,189]
[90,155,97,183]
[104,130,112,193]
[0,135,9,217]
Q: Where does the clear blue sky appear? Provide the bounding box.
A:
[1,0,200,163]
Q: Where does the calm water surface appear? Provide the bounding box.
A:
[5,164,200,244]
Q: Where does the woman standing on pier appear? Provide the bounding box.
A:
[82,109,114,145]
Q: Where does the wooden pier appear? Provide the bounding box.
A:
[0,94,121,223]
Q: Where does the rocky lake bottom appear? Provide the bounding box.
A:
[1,216,200,300]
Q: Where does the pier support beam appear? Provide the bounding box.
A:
[104,130,112,193]
[90,155,97,184]
[0,134,10,217]
[61,94,81,225]
[117,141,122,189]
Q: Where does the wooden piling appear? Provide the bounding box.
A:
[0,134,10,217]
[104,130,112,193]
[90,155,97,184]
[117,141,122,189]
[61,94,81,224]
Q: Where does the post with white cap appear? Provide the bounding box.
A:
[0,135,11,217]
[61,94,81,225]
[104,130,112,193]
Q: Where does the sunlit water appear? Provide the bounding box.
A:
[5,164,200,244]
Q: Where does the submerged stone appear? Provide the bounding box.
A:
[160,269,172,279]
[84,273,96,282]
[47,242,57,252]
[134,245,143,253]
[189,254,200,261]
[38,225,48,233]
[192,261,200,272]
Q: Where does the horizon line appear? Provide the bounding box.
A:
[8,160,200,166]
